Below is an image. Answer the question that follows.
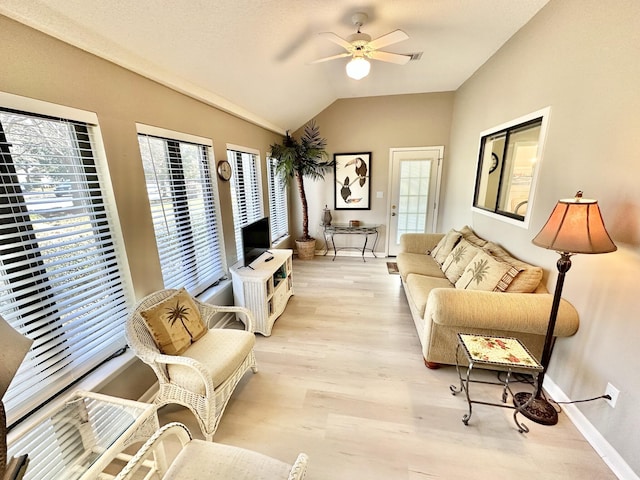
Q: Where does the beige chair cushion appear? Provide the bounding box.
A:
[483,242,543,293]
[429,229,462,265]
[140,288,207,355]
[455,250,515,292]
[164,440,292,480]
[169,329,256,393]
[441,239,481,284]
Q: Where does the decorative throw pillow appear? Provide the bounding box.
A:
[441,239,481,284]
[455,251,515,292]
[495,264,523,292]
[483,242,543,293]
[140,288,207,355]
[429,229,462,265]
[459,225,488,248]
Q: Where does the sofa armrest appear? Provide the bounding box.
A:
[425,288,579,337]
[399,233,444,254]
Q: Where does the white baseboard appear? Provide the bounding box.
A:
[544,377,638,480]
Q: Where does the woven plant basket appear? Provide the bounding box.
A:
[295,239,316,260]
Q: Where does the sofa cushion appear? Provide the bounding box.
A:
[430,229,462,265]
[455,250,515,291]
[396,252,446,281]
[405,273,453,318]
[459,225,488,248]
[483,242,543,293]
[441,239,482,284]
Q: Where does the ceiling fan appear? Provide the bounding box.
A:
[311,12,411,80]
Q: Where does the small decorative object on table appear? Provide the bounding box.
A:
[322,205,332,226]
[349,220,360,227]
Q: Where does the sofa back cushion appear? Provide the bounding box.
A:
[483,242,543,293]
[429,229,462,265]
[459,225,488,248]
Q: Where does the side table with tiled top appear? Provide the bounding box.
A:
[450,333,544,433]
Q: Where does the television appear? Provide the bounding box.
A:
[241,217,271,267]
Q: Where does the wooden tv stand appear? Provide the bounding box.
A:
[229,249,293,336]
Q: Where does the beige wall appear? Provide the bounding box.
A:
[445,0,640,473]
[291,92,454,252]
[1,15,282,300]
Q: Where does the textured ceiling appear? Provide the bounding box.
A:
[1,0,550,133]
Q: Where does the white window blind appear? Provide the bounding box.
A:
[138,132,225,296]
[227,147,264,262]
[0,107,131,425]
[267,156,288,243]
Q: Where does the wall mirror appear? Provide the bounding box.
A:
[473,107,550,227]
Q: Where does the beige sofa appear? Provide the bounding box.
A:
[397,226,579,368]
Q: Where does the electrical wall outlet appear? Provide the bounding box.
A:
[605,383,620,408]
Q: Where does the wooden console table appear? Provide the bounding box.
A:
[322,224,380,262]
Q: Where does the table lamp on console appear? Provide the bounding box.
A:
[1,315,33,479]
[513,191,617,425]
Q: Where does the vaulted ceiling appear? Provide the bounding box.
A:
[1,0,550,133]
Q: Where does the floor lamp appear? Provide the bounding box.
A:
[1,316,33,479]
[513,191,617,425]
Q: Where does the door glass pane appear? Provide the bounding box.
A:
[396,159,431,243]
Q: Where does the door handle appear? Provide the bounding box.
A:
[391,212,396,216]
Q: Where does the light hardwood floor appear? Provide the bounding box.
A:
[158,256,616,479]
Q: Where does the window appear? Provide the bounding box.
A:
[137,126,225,296]
[0,94,132,424]
[227,145,264,262]
[473,107,550,227]
[267,156,288,244]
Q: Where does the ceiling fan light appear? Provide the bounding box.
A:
[346,57,370,80]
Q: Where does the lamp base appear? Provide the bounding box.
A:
[513,392,558,426]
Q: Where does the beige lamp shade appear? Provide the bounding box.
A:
[532,191,617,255]
[0,316,33,400]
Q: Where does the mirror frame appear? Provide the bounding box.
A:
[472,107,551,228]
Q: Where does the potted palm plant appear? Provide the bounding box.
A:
[270,120,332,259]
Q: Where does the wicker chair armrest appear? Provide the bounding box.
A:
[288,453,309,480]
[194,299,256,332]
[114,422,192,480]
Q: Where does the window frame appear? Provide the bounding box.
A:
[227,144,264,263]
[267,155,289,245]
[0,91,134,425]
[472,107,551,228]
[136,124,227,296]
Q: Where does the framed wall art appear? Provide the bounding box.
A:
[334,152,371,210]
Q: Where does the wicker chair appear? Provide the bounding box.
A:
[115,422,308,480]
[126,289,258,441]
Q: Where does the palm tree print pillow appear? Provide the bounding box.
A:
[454,251,516,292]
[141,288,207,355]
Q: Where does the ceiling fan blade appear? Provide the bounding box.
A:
[367,29,409,50]
[309,52,352,64]
[369,50,412,65]
[319,32,353,51]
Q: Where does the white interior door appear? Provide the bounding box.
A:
[387,147,443,256]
